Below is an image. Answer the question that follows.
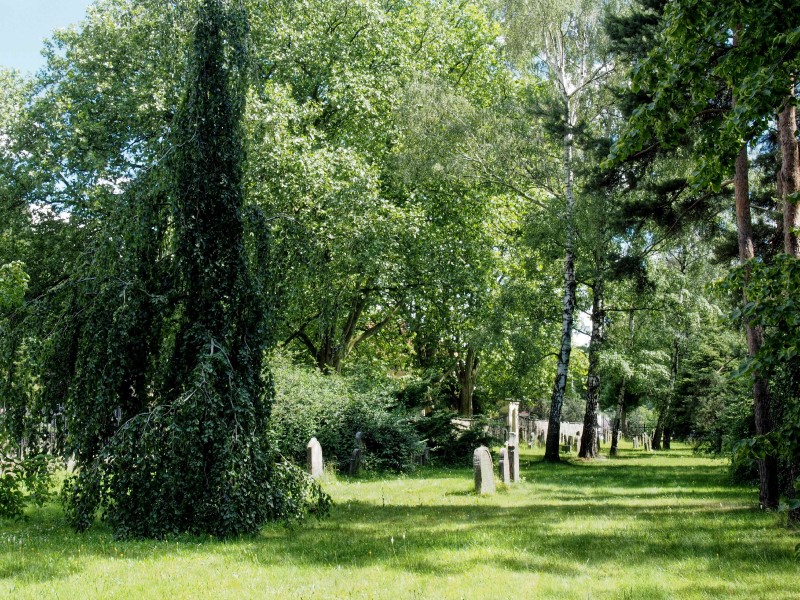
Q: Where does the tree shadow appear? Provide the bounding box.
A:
[0,451,794,590]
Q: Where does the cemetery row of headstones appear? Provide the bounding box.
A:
[308,417,653,489]
[631,434,652,452]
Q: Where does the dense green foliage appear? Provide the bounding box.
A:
[269,352,420,473]
[29,0,329,538]
[0,447,56,520]
[1,0,800,535]
[269,352,496,470]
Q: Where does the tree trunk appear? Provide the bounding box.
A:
[544,98,578,463]
[652,417,664,451]
[735,141,780,509]
[579,281,603,459]
[610,378,625,457]
[778,93,799,521]
[610,309,634,457]
[779,97,800,257]
[456,346,479,417]
[653,332,680,450]
[662,427,671,450]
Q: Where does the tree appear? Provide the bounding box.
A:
[245,0,507,379]
[608,0,800,510]
[6,0,328,538]
[504,0,616,460]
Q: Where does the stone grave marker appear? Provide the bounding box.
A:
[510,444,520,482]
[307,437,323,478]
[499,444,510,484]
[473,446,495,494]
[349,431,364,476]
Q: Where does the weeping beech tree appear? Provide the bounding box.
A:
[57,0,328,538]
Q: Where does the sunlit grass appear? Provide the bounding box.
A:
[1,443,797,598]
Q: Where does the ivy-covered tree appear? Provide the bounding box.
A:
[37,0,329,538]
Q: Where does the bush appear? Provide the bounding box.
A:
[0,441,56,520]
[269,351,421,473]
[61,354,331,538]
[413,410,497,467]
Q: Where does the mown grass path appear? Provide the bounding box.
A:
[1,444,798,598]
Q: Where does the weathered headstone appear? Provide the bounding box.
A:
[499,444,511,484]
[307,437,323,478]
[349,431,364,476]
[510,444,520,482]
[633,436,640,449]
[473,446,495,494]
[508,401,520,437]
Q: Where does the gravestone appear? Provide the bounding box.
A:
[473,446,495,494]
[508,402,520,439]
[506,401,521,483]
[349,431,364,476]
[633,436,640,449]
[499,444,511,484]
[509,444,520,482]
[307,437,323,478]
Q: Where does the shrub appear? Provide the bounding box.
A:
[413,410,497,467]
[60,355,331,538]
[0,441,56,520]
[269,351,421,473]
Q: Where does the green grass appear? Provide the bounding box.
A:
[1,443,798,599]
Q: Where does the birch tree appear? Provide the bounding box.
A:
[505,0,615,461]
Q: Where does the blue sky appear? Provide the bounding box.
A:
[0,1,93,74]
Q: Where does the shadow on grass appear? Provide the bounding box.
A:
[0,449,794,587]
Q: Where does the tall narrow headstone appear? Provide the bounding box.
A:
[509,444,520,482]
[508,402,520,441]
[473,446,495,494]
[507,401,521,483]
[349,431,364,476]
[499,444,510,484]
[307,437,323,478]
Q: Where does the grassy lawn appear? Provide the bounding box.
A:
[1,443,798,599]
